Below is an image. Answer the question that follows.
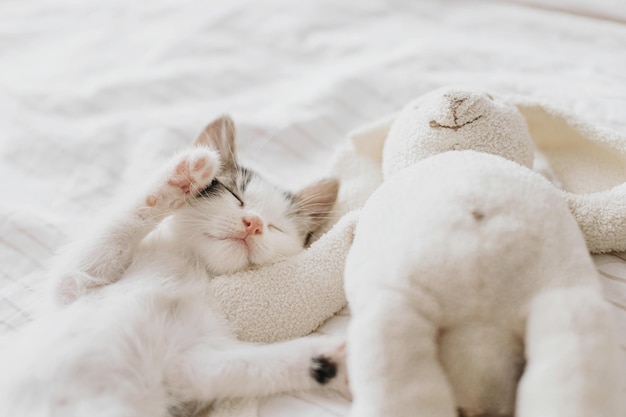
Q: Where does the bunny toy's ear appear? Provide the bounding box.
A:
[348,113,397,165]
[512,98,626,253]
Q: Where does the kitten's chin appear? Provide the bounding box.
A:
[193,233,300,276]
[192,237,252,276]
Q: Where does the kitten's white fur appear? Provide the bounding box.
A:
[0,117,346,416]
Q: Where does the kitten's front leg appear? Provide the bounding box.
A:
[172,337,350,403]
[51,147,220,305]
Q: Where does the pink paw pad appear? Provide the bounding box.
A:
[144,149,219,209]
[166,151,218,196]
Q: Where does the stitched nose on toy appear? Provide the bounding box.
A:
[243,215,263,237]
[430,92,484,131]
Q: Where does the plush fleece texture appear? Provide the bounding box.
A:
[343,87,624,416]
[345,150,623,417]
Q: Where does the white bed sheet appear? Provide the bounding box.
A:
[1,0,626,415]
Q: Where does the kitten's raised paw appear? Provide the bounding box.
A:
[310,340,350,398]
[146,147,220,210]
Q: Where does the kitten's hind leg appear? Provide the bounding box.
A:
[171,336,349,403]
[50,147,220,305]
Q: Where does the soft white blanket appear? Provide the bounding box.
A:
[2,1,626,416]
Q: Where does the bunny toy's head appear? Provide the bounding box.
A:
[382,87,535,179]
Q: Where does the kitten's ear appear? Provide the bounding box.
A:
[293,178,340,234]
[194,115,238,173]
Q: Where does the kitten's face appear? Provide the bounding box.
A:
[170,116,338,275]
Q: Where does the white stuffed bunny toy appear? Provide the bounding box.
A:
[344,88,624,417]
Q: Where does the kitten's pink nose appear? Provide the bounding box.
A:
[242,215,263,237]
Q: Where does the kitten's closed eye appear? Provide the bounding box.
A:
[200,179,245,207]
[220,182,245,207]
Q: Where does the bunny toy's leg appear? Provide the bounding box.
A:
[516,286,624,417]
[347,288,457,417]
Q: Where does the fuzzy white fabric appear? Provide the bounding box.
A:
[345,151,624,417]
[515,100,626,253]
[343,88,625,416]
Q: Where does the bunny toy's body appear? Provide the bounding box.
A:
[346,151,621,417]
[344,88,624,417]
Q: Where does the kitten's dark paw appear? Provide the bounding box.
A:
[310,355,338,385]
[310,339,350,398]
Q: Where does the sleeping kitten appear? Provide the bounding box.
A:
[0,116,346,417]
